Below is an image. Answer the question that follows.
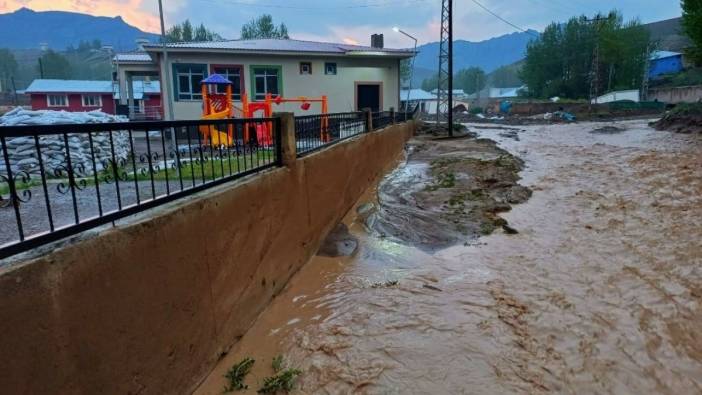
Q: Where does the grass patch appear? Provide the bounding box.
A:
[425,171,456,191]
[223,357,255,392]
[131,150,275,182]
[667,102,702,117]
[258,368,302,394]
[0,179,42,195]
[0,150,275,196]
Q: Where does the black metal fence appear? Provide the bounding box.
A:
[0,117,281,259]
[0,109,415,259]
[372,111,394,130]
[294,112,367,156]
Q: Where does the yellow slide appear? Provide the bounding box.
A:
[199,109,233,146]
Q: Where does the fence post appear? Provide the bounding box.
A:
[275,112,297,167]
[363,108,373,132]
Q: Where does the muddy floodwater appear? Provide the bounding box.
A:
[195,119,702,394]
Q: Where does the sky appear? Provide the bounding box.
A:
[0,0,684,47]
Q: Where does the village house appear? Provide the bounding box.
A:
[400,88,438,115]
[24,79,162,119]
[114,36,414,120]
[649,50,684,78]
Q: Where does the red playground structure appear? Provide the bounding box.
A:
[199,74,330,146]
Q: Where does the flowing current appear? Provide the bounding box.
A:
[195,119,702,394]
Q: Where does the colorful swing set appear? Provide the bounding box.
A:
[199,73,331,146]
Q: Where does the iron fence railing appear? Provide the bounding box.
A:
[0,117,281,259]
[294,112,366,157]
[372,111,394,130]
[396,111,415,122]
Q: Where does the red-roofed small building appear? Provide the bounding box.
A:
[24,79,162,119]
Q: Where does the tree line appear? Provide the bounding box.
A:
[0,14,291,93]
[419,65,522,95]
[418,7,702,100]
[520,10,650,99]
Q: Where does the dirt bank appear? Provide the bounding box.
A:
[653,104,702,134]
[366,135,531,251]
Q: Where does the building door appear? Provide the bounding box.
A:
[356,83,381,112]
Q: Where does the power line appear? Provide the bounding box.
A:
[199,0,429,10]
[469,0,539,37]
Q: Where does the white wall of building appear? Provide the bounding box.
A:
[593,89,640,104]
[150,52,400,120]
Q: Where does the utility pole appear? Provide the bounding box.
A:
[38,58,44,79]
[641,44,651,102]
[10,77,17,105]
[393,27,418,109]
[587,16,606,109]
[158,0,179,162]
[437,0,453,136]
[476,72,481,106]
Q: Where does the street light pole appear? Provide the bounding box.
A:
[157,0,179,161]
[158,0,175,122]
[393,27,418,111]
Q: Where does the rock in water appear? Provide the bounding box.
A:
[318,223,359,257]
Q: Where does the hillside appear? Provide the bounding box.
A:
[643,17,691,52]
[413,30,538,75]
[0,7,159,51]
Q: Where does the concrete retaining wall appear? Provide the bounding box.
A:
[0,120,415,394]
[649,85,702,104]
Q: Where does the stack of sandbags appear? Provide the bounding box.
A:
[0,108,130,176]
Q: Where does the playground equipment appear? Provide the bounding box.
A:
[271,95,329,142]
[199,74,234,146]
[199,73,330,145]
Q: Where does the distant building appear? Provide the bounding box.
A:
[592,89,640,104]
[649,51,683,78]
[24,79,161,119]
[114,37,414,120]
[400,89,438,114]
[430,89,466,99]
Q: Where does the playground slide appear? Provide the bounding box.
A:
[199,109,232,145]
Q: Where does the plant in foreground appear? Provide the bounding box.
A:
[271,354,285,373]
[257,368,302,394]
[223,357,255,392]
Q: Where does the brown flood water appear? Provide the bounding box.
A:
[195,119,702,394]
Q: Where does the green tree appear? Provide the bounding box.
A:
[182,20,193,42]
[421,74,439,91]
[489,65,523,88]
[0,49,18,93]
[455,67,486,94]
[400,59,411,87]
[682,0,702,64]
[520,10,649,99]
[166,19,221,42]
[38,50,71,79]
[241,14,290,39]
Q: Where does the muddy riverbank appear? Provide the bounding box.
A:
[194,118,702,394]
[366,135,531,251]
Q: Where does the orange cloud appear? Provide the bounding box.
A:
[0,0,161,32]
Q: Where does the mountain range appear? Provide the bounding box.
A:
[0,8,688,88]
[0,7,159,51]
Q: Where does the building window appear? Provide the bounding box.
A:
[82,94,102,107]
[47,94,68,107]
[300,62,312,75]
[211,65,243,101]
[173,64,207,101]
[325,62,337,75]
[250,66,282,101]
